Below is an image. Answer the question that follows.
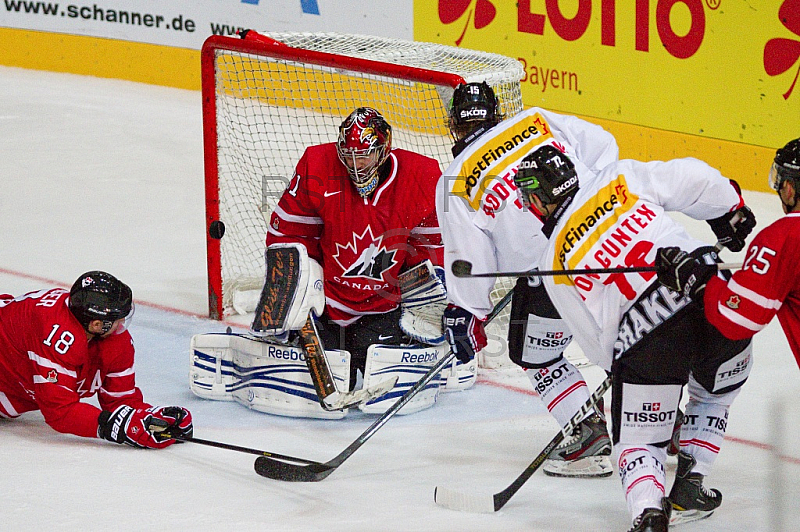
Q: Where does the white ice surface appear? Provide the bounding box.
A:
[1,66,798,531]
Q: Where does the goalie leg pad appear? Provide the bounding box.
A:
[359,344,445,415]
[189,333,238,401]
[228,335,350,420]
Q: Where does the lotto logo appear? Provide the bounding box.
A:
[642,402,660,412]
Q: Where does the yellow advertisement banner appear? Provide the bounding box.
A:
[415,0,800,150]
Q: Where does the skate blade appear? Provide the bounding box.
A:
[669,508,715,526]
[542,455,613,478]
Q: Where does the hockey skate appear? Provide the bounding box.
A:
[543,408,613,478]
[668,451,722,525]
[627,498,671,532]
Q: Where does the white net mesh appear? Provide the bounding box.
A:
[206,31,524,367]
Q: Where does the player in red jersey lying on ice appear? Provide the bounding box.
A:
[0,271,192,448]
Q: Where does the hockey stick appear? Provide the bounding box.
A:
[299,314,398,412]
[164,434,319,465]
[451,259,742,279]
[434,375,612,513]
[253,290,514,482]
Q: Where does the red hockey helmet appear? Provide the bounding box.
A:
[336,107,392,197]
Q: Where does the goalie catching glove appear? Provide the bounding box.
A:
[398,260,447,344]
[443,304,487,363]
[98,405,193,449]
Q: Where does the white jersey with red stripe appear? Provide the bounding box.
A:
[704,212,800,364]
[538,158,744,371]
[436,107,619,320]
[0,288,148,437]
[267,143,443,325]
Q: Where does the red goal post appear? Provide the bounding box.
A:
[201,30,524,366]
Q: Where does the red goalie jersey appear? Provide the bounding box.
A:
[704,213,800,365]
[267,143,443,325]
[0,288,149,437]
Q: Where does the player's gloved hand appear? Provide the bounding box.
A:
[655,247,717,300]
[442,304,487,363]
[98,405,193,449]
[707,205,756,252]
[146,406,194,443]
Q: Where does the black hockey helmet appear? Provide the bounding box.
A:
[69,271,134,335]
[515,145,579,207]
[770,138,800,192]
[448,81,501,140]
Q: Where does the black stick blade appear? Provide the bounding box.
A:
[254,456,334,482]
[451,260,474,278]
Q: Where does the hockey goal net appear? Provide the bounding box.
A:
[202,30,524,369]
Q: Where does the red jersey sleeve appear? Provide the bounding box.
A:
[704,215,800,354]
[266,148,325,262]
[94,331,149,413]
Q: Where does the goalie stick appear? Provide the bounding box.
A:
[252,289,514,482]
[434,375,612,513]
[300,314,398,411]
[451,259,742,279]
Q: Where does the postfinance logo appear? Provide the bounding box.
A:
[552,175,640,280]
[451,112,553,211]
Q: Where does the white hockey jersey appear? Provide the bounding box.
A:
[436,107,619,319]
[538,158,744,371]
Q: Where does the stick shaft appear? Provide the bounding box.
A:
[459,262,741,279]
[170,434,319,465]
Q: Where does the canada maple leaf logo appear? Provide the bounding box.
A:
[333,226,398,280]
[764,0,800,100]
[439,0,496,46]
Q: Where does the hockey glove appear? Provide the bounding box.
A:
[655,247,717,301]
[98,405,193,449]
[442,304,487,364]
[707,205,756,252]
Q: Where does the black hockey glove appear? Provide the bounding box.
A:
[706,205,756,252]
[442,304,487,363]
[655,247,717,301]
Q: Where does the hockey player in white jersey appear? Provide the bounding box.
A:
[514,146,756,531]
[436,82,618,477]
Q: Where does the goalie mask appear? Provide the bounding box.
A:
[337,107,392,198]
[769,138,800,208]
[448,82,501,141]
[69,271,135,336]
[515,145,579,209]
